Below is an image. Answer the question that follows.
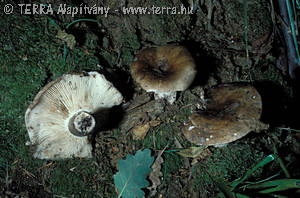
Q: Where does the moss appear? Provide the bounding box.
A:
[191,143,265,196]
[140,124,170,149]
[119,31,141,65]
[223,0,272,42]
[99,49,118,67]
[250,61,293,98]
[49,159,98,197]
[0,4,101,196]
[98,30,141,67]
[138,122,185,173]
[0,0,296,197]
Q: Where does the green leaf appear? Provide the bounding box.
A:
[232,154,275,189]
[246,179,300,193]
[114,149,154,198]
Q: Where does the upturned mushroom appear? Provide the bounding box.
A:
[25,71,123,159]
[182,84,268,147]
[130,45,197,104]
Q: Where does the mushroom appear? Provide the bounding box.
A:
[130,45,197,104]
[25,71,123,159]
[182,84,269,147]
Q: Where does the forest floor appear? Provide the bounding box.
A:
[1,0,300,197]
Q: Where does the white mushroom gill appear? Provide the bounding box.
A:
[25,72,123,159]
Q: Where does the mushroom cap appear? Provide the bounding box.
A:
[130,45,197,93]
[182,84,268,146]
[25,71,123,159]
[202,84,263,120]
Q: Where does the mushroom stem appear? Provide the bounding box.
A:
[68,111,96,137]
[153,91,177,104]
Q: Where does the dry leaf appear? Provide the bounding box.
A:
[56,29,76,49]
[132,123,151,140]
[149,120,161,127]
[132,121,161,140]
[111,146,119,153]
[174,137,183,148]
[147,146,167,197]
[176,146,207,158]
[191,148,212,165]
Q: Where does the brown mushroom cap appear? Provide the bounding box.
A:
[130,45,197,93]
[25,71,123,159]
[182,84,268,146]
